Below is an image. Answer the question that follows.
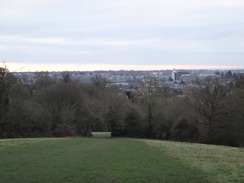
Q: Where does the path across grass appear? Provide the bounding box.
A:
[0,136,243,183]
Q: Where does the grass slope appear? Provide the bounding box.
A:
[0,136,243,183]
[141,139,244,183]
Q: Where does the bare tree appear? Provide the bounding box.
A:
[90,75,109,89]
[0,63,9,137]
[140,78,173,139]
[34,71,57,90]
[191,79,232,142]
[37,82,91,136]
[62,72,72,83]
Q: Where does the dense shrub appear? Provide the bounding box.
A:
[170,118,199,142]
[56,123,75,137]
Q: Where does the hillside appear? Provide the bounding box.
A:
[0,136,243,183]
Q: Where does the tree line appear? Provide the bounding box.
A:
[0,70,244,147]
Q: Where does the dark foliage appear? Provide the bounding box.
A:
[170,118,199,142]
[0,72,243,147]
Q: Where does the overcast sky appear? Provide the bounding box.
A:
[1,0,244,71]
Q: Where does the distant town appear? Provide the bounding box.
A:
[12,69,244,91]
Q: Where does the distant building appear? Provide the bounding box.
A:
[189,73,198,82]
[180,74,190,82]
[172,69,190,81]
[197,74,218,80]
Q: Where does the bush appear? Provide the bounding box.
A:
[170,118,199,142]
[56,123,75,137]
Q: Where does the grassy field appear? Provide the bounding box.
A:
[141,139,244,183]
[92,132,111,138]
[0,136,243,183]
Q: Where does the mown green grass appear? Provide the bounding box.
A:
[0,137,243,183]
[141,139,244,183]
[91,132,111,138]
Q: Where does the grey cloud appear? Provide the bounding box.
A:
[0,0,244,67]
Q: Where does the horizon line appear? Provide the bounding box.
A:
[3,63,244,72]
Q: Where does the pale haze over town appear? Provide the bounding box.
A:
[0,0,244,72]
